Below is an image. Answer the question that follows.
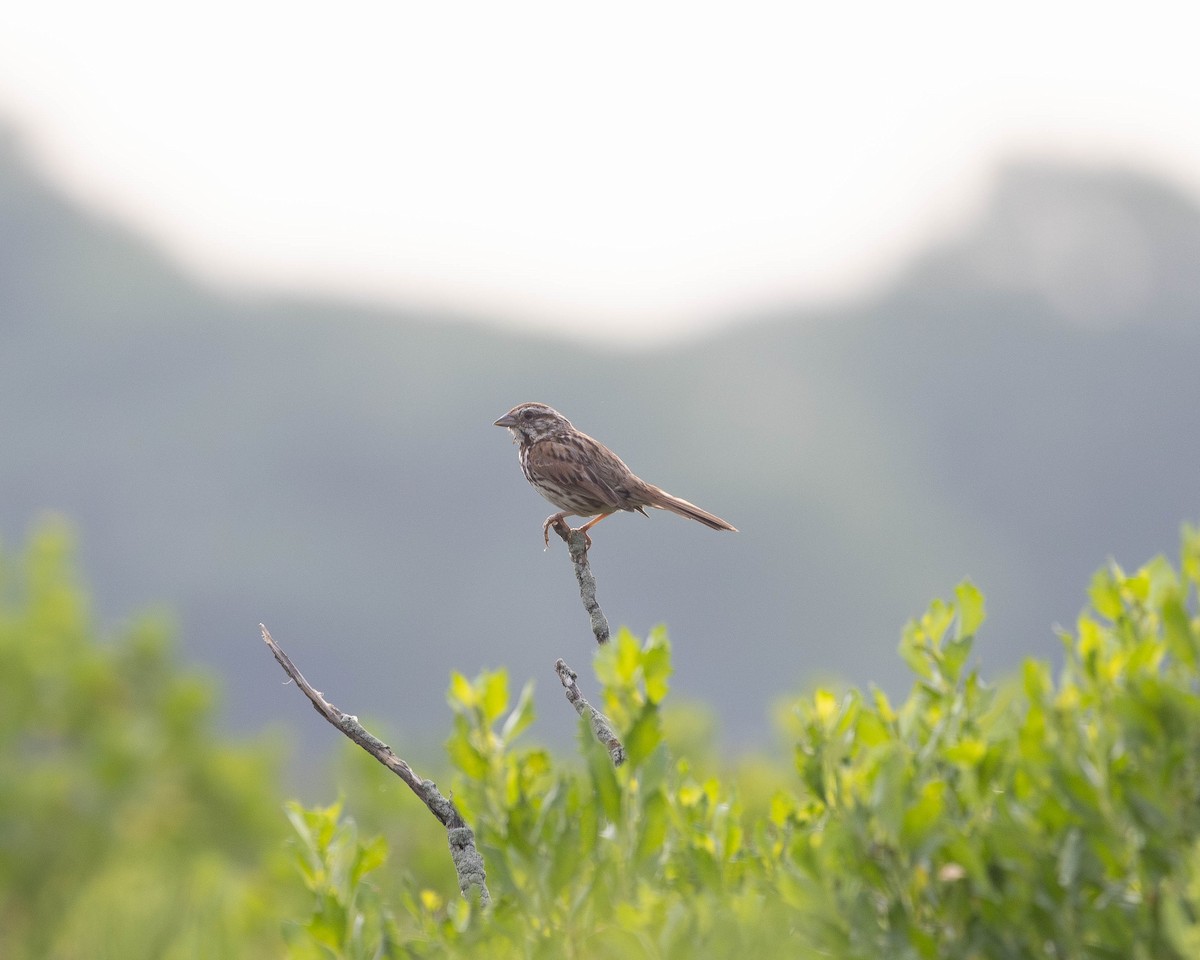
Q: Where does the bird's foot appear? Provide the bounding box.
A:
[543,514,592,552]
[543,512,571,549]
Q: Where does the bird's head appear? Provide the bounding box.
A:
[493,402,573,444]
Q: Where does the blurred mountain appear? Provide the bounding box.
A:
[2,126,1197,752]
[903,160,1200,330]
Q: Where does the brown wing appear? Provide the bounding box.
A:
[524,436,630,514]
[525,432,652,513]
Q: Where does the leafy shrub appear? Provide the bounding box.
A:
[285,525,1200,959]
[0,519,294,959]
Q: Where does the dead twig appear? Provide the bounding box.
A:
[548,522,623,764]
[555,657,625,766]
[259,624,490,905]
[550,518,610,645]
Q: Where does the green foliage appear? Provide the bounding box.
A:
[285,527,1200,959]
[9,513,1198,958]
[284,800,397,960]
[0,519,294,959]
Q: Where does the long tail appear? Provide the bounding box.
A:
[649,487,738,532]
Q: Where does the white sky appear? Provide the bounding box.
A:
[1,1,1198,341]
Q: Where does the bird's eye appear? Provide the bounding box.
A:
[520,409,534,420]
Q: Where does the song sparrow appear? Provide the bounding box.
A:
[494,402,737,546]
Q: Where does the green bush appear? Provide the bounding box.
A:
[6,516,1198,958]
[285,525,1200,959]
[0,519,295,960]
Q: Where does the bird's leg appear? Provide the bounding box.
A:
[543,511,572,548]
[576,512,615,548]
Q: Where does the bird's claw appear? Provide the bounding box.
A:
[542,513,565,549]
[542,514,589,551]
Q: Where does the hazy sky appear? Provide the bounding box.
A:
[1,1,1198,340]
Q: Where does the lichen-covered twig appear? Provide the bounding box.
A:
[547,523,623,764]
[259,624,490,905]
[550,518,610,645]
[555,657,626,766]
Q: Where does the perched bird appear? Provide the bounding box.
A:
[494,402,737,547]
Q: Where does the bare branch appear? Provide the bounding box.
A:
[547,524,623,764]
[550,518,610,645]
[259,624,490,905]
[555,658,626,766]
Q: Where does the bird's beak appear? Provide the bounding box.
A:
[493,414,517,428]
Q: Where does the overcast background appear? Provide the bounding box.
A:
[1,1,1198,759]
[2,1,1199,337]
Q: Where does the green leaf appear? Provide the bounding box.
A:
[546,807,579,892]
[1182,523,1200,586]
[923,597,956,647]
[615,628,641,685]
[624,703,664,769]
[943,737,987,767]
[1023,658,1051,701]
[1125,566,1151,603]
[1057,827,1082,887]
[872,686,897,723]
[639,739,670,792]
[577,782,600,858]
[635,789,669,864]
[581,716,622,822]
[445,732,490,780]
[1142,554,1180,597]
[769,791,796,827]
[642,634,673,704]
[811,688,839,728]
[869,744,908,843]
[500,680,536,743]
[1089,566,1123,620]
[855,709,891,747]
[899,621,933,680]
[1162,589,1197,667]
[305,912,345,949]
[901,779,947,847]
[350,835,388,886]
[954,579,986,638]
[940,633,974,684]
[284,800,316,849]
[447,671,477,711]
[594,634,622,687]
[480,669,509,723]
